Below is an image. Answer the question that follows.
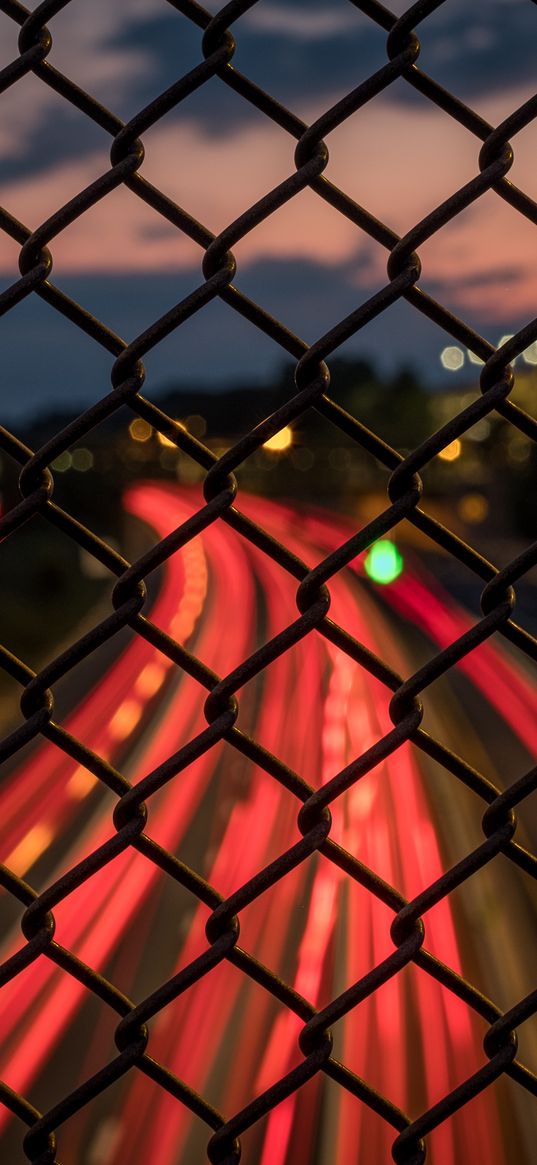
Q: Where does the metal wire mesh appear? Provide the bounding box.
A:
[1,0,537,1161]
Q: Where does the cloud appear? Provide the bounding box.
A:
[2,1,537,356]
[0,0,162,172]
[241,4,365,39]
[2,0,536,186]
[3,0,536,424]
[2,81,536,324]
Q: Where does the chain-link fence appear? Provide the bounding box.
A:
[1,1,537,1162]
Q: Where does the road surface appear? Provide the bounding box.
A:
[0,483,535,1165]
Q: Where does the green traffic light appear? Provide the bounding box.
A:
[364,539,404,584]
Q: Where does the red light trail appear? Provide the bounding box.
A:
[1,484,534,1164]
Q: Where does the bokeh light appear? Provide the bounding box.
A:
[364,540,404,584]
[467,348,485,365]
[185,414,207,438]
[507,434,532,464]
[440,346,464,371]
[52,451,72,472]
[263,426,293,452]
[71,447,93,471]
[129,418,152,442]
[438,439,462,462]
[467,419,490,442]
[457,493,489,524]
[523,341,537,365]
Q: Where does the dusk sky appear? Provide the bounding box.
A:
[1,0,536,420]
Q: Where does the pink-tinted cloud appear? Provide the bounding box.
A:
[1,83,536,321]
[0,0,155,158]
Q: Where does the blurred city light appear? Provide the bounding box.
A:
[185,414,207,438]
[467,348,485,365]
[364,539,404,584]
[438,438,462,462]
[263,426,293,452]
[467,419,490,442]
[523,341,537,365]
[440,346,464,371]
[5,823,54,878]
[108,698,142,741]
[66,767,98,802]
[136,662,168,699]
[507,433,532,464]
[129,418,152,442]
[71,447,94,471]
[52,451,72,472]
[457,493,489,524]
[498,333,521,364]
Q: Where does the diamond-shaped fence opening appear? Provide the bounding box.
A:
[1,1,537,1163]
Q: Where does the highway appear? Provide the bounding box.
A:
[0,482,535,1165]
